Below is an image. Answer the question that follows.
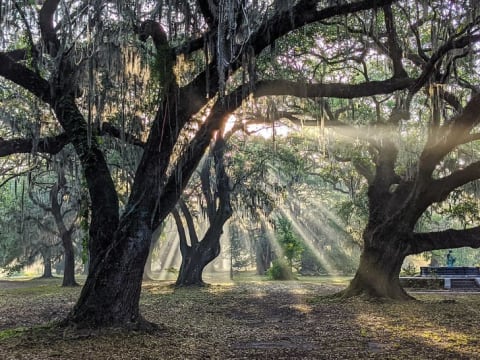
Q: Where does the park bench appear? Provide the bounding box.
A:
[419,267,480,290]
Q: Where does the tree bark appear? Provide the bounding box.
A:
[41,247,53,279]
[61,232,77,287]
[64,216,154,329]
[341,234,412,300]
[175,240,220,286]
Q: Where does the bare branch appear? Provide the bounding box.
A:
[0,133,69,157]
[408,34,480,98]
[255,77,414,99]
[418,94,480,179]
[0,53,52,104]
[410,227,480,255]
[382,4,407,78]
[428,161,480,203]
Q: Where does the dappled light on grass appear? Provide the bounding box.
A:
[141,281,176,295]
[2,280,480,358]
[352,294,480,358]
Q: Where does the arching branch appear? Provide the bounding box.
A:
[383,4,408,78]
[255,77,414,99]
[0,53,52,104]
[0,133,69,157]
[408,34,480,98]
[428,161,480,203]
[410,227,480,255]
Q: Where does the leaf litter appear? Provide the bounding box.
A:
[0,278,479,359]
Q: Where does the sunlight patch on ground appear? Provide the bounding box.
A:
[289,303,312,314]
[353,299,480,358]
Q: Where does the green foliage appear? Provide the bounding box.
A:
[401,263,417,276]
[266,259,295,280]
[276,217,304,270]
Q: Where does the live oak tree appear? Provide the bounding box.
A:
[244,1,480,297]
[247,1,480,299]
[2,0,479,329]
[172,130,232,286]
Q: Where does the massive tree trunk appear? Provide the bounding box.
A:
[340,135,418,300]
[342,233,412,300]
[65,216,153,328]
[61,23,216,326]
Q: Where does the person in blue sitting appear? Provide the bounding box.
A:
[446,250,456,267]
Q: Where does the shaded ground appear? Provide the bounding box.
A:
[1,277,480,359]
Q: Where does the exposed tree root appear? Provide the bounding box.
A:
[336,286,416,303]
[58,314,165,334]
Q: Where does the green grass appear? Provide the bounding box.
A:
[0,327,27,341]
[232,271,353,285]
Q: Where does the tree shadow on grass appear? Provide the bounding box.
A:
[0,281,479,359]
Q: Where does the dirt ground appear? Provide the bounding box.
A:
[1,277,480,359]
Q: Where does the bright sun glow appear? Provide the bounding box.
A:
[225,115,291,138]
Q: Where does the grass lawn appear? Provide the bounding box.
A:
[0,276,479,359]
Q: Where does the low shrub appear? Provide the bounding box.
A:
[267,259,296,280]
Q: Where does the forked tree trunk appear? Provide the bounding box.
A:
[47,175,78,287]
[174,135,232,286]
[175,239,220,286]
[172,205,226,287]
